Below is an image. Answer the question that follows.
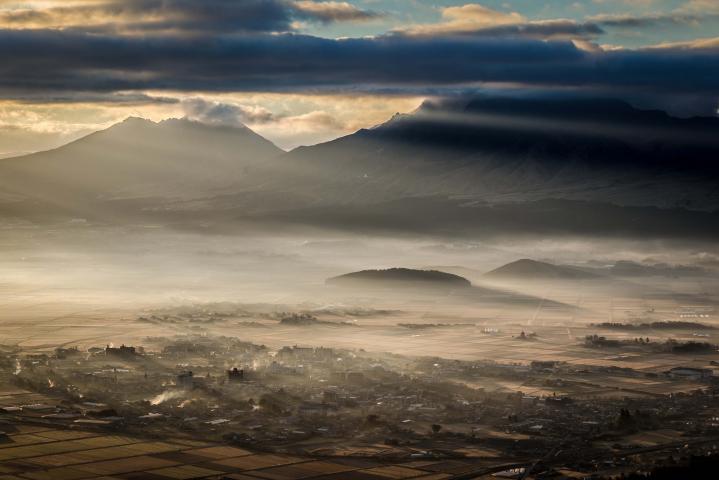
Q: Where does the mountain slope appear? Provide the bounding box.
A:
[0,117,283,207]
[283,96,719,209]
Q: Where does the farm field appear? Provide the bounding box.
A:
[0,422,503,479]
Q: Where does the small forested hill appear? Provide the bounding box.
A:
[484,259,600,280]
[327,268,472,288]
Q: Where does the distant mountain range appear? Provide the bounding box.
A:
[609,260,707,278]
[480,258,710,281]
[1,96,718,238]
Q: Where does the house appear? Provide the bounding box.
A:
[176,371,194,389]
[105,344,136,357]
[227,367,244,382]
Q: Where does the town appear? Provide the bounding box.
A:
[2,331,719,479]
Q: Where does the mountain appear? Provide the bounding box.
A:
[327,268,472,289]
[484,259,600,280]
[0,118,283,220]
[283,96,719,209]
[2,96,719,239]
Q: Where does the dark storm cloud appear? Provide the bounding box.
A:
[589,12,718,28]
[476,20,604,39]
[4,91,180,105]
[398,20,605,40]
[395,19,606,41]
[0,29,717,104]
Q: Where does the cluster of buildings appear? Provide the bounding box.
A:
[2,333,719,478]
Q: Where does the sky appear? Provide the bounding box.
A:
[0,0,717,153]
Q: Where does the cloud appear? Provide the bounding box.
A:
[398,3,524,36]
[0,28,717,101]
[396,2,719,41]
[252,110,349,149]
[180,97,347,148]
[442,4,525,27]
[7,91,180,105]
[280,110,344,130]
[0,0,379,34]
[585,0,719,30]
[397,3,601,41]
[0,124,88,157]
[0,92,424,152]
[293,1,381,23]
[588,12,718,28]
[0,100,97,155]
[645,36,719,50]
[463,20,603,40]
[0,0,718,116]
[0,2,717,148]
[182,98,275,127]
[682,0,719,13]
[0,0,293,33]
[181,97,342,131]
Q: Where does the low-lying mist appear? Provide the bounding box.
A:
[1,221,717,308]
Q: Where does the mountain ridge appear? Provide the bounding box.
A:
[282,98,719,210]
[2,97,718,237]
[0,117,283,207]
